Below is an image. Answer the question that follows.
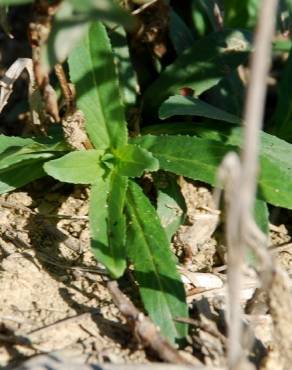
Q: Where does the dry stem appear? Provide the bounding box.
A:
[107,280,192,365]
[216,0,279,369]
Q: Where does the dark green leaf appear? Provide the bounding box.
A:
[205,69,245,117]
[143,29,251,113]
[68,0,133,25]
[134,134,231,186]
[272,39,292,52]
[154,173,187,242]
[224,0,259,28]
[0,135,35,154]
[126,180,188,343]
[115,144,159,177]
[192,0,222,31]
[142,122,230,138]
[159,95,241,124]
[0,6,11,37]
[254,198,269,235]
[41,1,133,71]
[44,150,105,184]
[0,159,46,194]
[110,26,137,106]
[191,0,209,36]
[0,141,66,171]
[246,199,269,265]
[138,125,292,209]
[68,21,127,150]
[90,172,127,278]
[0,0,32,4]
[270,47,292,142]
[169,10,194,55]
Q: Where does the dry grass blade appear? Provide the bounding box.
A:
[0,58,33,113]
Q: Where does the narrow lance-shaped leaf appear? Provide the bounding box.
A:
[0,148,53,171]
[69,21,127,150]
[44,150,105,184]
[159,95,241,124]
[110,26,137,106]
[136,124,292,209]
[194,0,223,31]
[143,29,251,113]
[0,141,67,171]
[0,135,35,154]
[0,159,47,195]
[134,134,231,186]
[90,171,127,278]
[126,180,188,343]
[169,10,194,55]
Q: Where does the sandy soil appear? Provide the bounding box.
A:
[0,179,291,369]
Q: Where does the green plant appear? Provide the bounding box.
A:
[1,0,292,346]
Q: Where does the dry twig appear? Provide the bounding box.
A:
[107,280,192,365]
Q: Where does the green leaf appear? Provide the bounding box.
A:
[44,150,105,184]
[138,124,292,209]
[205,69,245,117]
[169,10,194,55]
[0,0,32,4]
[110,26,137,106]
[126,180,188,343]
[142,121,236,139]
[154,173,187,242]
[68,21,127,150]
[246,198,269,265]
[254,198,269,235]
[41,1,133,72]
[272,39,292,52]
[159,95,241,124]
[191,0,223,32]
[0,6,11,37]
[134,134,231,186]
[143,29,251,113]
[0,159,46,194]
[224,0,259,28]
[115,144,159,177]
[0,135,35,154]
[68,0,133,25]
[90,172,127,278]
[41,3,90,73]
[0,142,65,171]
[270,47,292,142]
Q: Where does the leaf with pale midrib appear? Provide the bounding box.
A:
[68,21,127,150]
[126,180,188,343]
[90,171,127,278]
[159,95,241,124]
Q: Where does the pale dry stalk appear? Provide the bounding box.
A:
[217,0,279,369]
